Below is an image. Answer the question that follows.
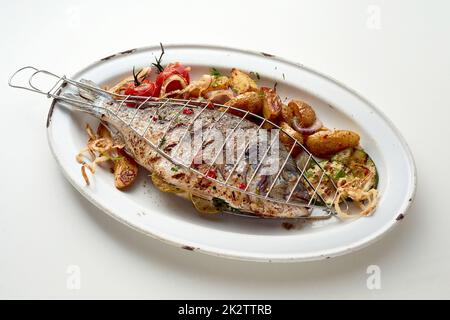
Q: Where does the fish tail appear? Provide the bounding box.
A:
[61,79,114,116]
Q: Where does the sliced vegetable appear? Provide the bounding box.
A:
[261,87,282,122]
[229,68,258,94]
[224,91,263,114]
[205,89,235,104]
[288,100,316,128]
[113,150,138,189]
[122,67,158,106]
[190,193,219,214]
[151,172,184,193]
[279,121,303,157]
[212,197,241,213]
[155,62,191,96]
[330,147,378,191]
[210,75,229,91]
[306,130,360,158]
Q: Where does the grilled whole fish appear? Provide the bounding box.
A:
[66,80,312,218]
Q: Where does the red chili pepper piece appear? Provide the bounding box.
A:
[206,169,217,179]
[183,108,194,115]
[238,183,247,190]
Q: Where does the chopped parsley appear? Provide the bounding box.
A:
[210,68,222,77]
[212,198,241,213]
[334,169,346,180]
[171,166,179,172]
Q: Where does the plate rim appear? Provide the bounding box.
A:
[46,43,417,262]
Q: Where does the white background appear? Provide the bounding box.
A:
[1,0,449,299]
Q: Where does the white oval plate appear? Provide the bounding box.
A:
[47,44,416,262]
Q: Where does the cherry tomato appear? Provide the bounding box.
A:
[123,79,157,107]
[238,183,247,190]
[182,108,194,115]
[206,169,217,179]
[124,79,157,97]
[155,62,191,96]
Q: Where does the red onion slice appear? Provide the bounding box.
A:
[159,74,188,97]
[205,89,235,105]
[292,117,323,135]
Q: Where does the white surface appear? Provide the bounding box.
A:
[0,0,449,299]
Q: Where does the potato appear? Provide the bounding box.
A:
[209,76,229,91]
[96,124,138,189]
[281,103,295,125]
[224,91,263,114]
[279,122,303,157]
[113,150,138,189]
[306,130,360,158]
[182,75,213,98]
[261,87,282,123]
[229,68,258,94]
[282,100,316,128]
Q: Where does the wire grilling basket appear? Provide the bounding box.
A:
[9,66,341,219]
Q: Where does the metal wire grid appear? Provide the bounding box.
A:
[9,66,339,219]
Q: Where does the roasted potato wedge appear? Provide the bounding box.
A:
[306,130,360,158]
[289,100,316,128]
[261,87,282,122]
[113,150,138,189]
[224,91,263,114]
[281,103,295,125]
[181,74,213,98]
[279,122,303,157]
[281,100,316,128]
[209,76,229,91]
[229,68,258,94]
[96,124,138,189]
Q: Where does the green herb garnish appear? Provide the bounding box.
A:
[210,68,222,77]
[250,71,260,80]
[152,42,165,73]
[110,156,124,162]
[171,166,179,172]
[132,66,142,86]
[212,198,241,213]
[334,169,346,180]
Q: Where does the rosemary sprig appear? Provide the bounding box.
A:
[152,42,165,73]
[250,71,260,80]
[132,66,142,86]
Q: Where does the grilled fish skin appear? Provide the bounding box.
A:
[66,80,311,218]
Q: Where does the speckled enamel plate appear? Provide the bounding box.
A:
[46,44,416,262]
